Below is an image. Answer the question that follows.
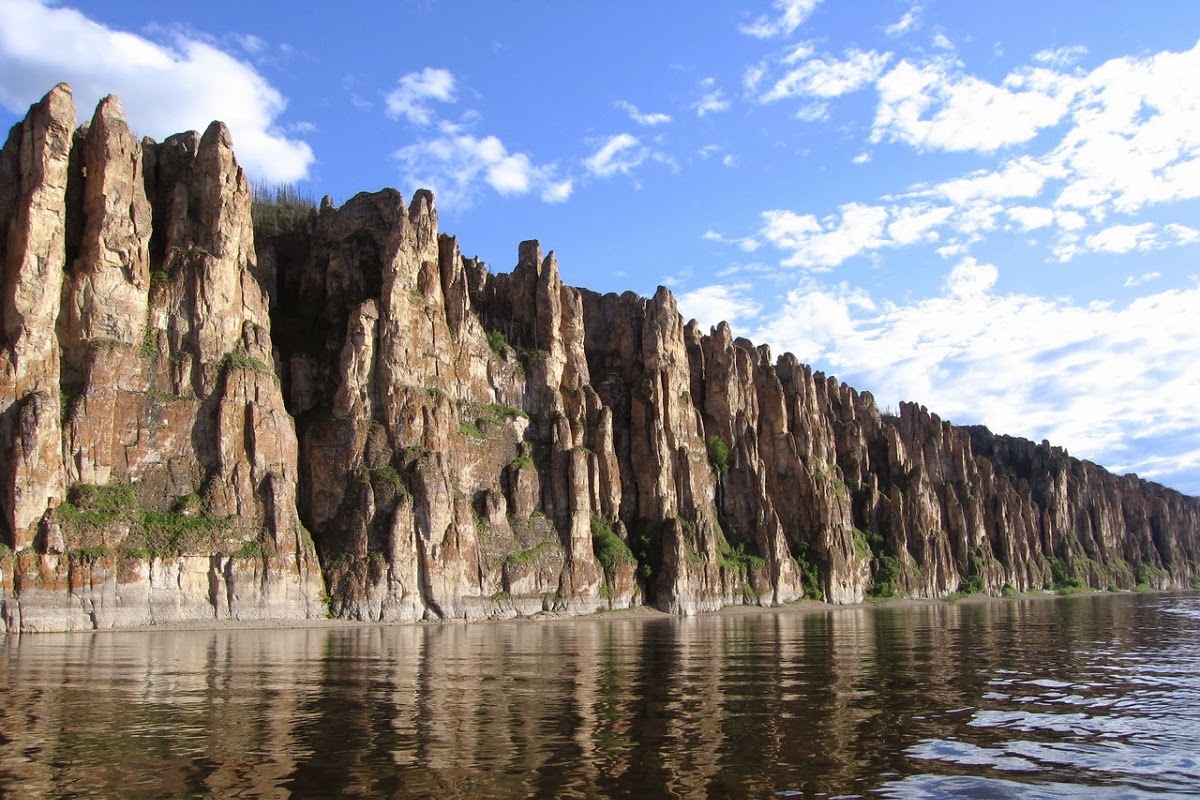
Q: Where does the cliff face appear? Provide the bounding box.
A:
[1,86,1196,632]
[0,86,323,631]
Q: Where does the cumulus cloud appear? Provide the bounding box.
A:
[740,0,821,39]
[615,100,670,126]
[871,57,1079,152]
[750,275,1200,494]
[1049,42,1200,214]
[394,134,571,208]
[676,284,763,330]
[0,0,314,182]
[385,67,455,125]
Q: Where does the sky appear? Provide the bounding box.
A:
[2,0,1199,496]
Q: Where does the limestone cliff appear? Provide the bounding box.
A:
[1,86,1196,631]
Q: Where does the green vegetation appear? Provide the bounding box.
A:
[251,182,317,238]
[717,541,765,575]
[222,348,272,374]
[362,462,405,494]
[592,517,635,571]
[141,315,159,359]
[706,435,731,474]
[458,421,485,440]
[508,455,535,471]
[504,541,556,566]
[856,527,904,599]
[852,527,872,560]
[233,539,265,559]
[793,545,823,600]
[1048,556,1084,591]
[58,482,233,559]
[1001,584,1018,597]
[486,329,511,359]
[1136,562,1167,591]
[0,542,12,559]
[170,244,212,261]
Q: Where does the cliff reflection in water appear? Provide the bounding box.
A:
[2,593,1198,798]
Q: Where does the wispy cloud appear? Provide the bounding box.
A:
[739,0,821,39]
[693,77,732,116]
[615,100,671,126]
[884,3,922,37]
[703,229,761,252]
[583,133,647,178]
[759,48,892,102]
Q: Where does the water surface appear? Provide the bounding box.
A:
[1,592,1197,799]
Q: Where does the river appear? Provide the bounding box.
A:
[1,592,1197,799]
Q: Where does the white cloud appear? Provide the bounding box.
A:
[1006,205,1056,231]
[693,78,732,116]
[751,277,1200,494]
[760,203,890,269]
[884,3,922,37]
[851,151,872,165]
[615,100,671,126]
[925,156,1060,205]
[1034,45,1088,69]
[793,103,830,122]
[385,67,455,125]
[1085,222,1158,255]
[739,0,821,39]
[583,133,647,178]
[394,134,570,208]
[1067,222,1200,259]
[722,153,737,168]
[703,230,761,252]
[676,284,763,330]
[760,48,891,102]
[944,257,998,298]
[1124,272,1161,288]
[0,0,314,182]
[1049,42,1200,214]
[871,58,1079,152]
[886,204,952,246]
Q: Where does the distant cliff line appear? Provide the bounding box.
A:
[1,84,1196,632]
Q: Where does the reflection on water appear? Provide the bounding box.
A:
[1,593,1198,799]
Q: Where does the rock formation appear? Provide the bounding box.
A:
[1,86,1196,631]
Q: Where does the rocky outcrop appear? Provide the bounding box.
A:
[1,86,323,631]
[1,85,1197,632]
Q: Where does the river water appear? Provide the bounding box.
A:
[1,592,1198,799]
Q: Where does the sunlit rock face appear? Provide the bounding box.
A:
[1,85,1197,631]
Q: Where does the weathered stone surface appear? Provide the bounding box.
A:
[1,87,323,631]
[2,84,1198,632]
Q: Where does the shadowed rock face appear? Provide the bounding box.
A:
[1,85,1197,632]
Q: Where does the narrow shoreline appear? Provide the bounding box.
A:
[22,586,1188,637]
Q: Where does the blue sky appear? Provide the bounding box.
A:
[2,0,1199,495]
